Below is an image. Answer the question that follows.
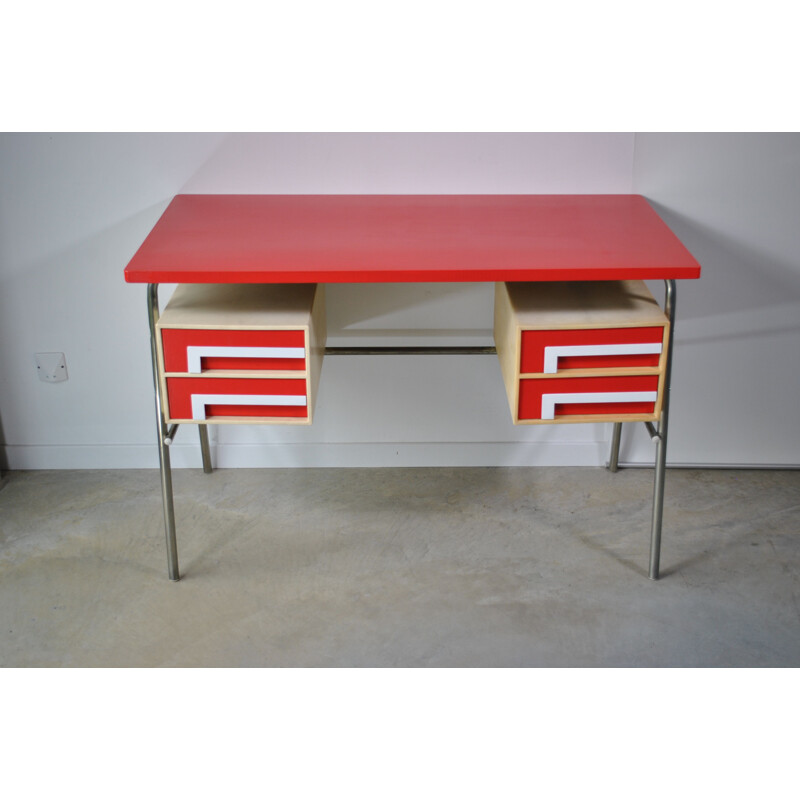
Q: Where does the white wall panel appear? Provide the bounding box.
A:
[630,133,800,466]
[9,132,795,468]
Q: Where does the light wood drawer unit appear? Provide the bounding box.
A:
[156,283,325,424]
[494,280,669,424]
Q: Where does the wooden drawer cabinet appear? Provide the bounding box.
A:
[494,281,669,424]
[156,284,325,424]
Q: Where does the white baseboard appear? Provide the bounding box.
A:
[4,441,610,469]
[5,443,797,471]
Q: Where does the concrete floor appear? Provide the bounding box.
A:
[0,466,798,667]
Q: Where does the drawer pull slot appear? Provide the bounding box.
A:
[186,345,305,373]
[542,342,662,373]
[540,391,657,420]
[190,393,307,420]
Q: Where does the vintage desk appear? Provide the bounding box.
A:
[124,195,701,581]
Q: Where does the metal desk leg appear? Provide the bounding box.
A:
[649,279,676,580]
[148,284,180,581]
[607,422,623,472]
[199,425,213,474]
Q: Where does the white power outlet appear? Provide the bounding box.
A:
[35,352,68,383]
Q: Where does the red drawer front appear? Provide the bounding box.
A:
[162,328,306,373]
[518,374,660,421]
[520,327,664,374]
[166,377,308,421]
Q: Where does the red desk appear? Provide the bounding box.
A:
[125,195,701,580]
[125,194,699,284]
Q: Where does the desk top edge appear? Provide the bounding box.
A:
[124,194,702,284]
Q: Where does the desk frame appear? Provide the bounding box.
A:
[146,279,677,582]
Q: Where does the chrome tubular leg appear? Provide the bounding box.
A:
[608,422,623,472]
[148,284,180,581]
[649,279,676,580]
[199,424,213,474]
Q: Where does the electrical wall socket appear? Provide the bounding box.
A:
[35,352,68,383]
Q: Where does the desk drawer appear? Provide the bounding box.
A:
[520,326,664,374]
[161,328,307,373]
[165,377,309,422]
[518,374,660,422]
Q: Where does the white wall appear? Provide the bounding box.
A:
[0,133,638,469]
[4,132,795,470]
[629,133,800,466]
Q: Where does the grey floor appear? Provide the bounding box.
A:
[0,466,798,667]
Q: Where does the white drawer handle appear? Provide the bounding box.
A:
[540,391,657,420]
[186,346,305,373]
[191,394,307,420]
[542,343,662,373]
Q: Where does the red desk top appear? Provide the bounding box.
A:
[124,194,701,284]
